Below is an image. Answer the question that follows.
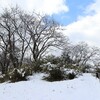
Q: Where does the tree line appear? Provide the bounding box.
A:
[0,7,100,76]
[0,7,67,74]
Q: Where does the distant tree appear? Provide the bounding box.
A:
[62,42,100,67]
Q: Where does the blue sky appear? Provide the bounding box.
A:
[53,0,94,25]
[0,0,100,47]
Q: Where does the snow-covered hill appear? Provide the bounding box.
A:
[0,73,100,100]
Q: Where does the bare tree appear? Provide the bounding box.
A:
[0,8,17,73]
[20,13,68,71]
[0,7,68,73]
[62,42,100,67]
[0,7,31,73]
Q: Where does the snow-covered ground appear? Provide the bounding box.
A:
[0,73,100,100]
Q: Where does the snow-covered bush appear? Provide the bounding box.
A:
[44,68,65,82]
[63,68,78,80]
[95,68,100,73]
[0,75,4,83]
[44,55,61,65]
[66,72,76,79]
[0,67,33,83]
[0,74,9,83]
[32,61,43,72]
[40,62,57,73]
[9,68,28,82]
[95,68,100,79]
[43,62,79,81]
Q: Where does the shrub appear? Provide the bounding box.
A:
[44,68,65,82]
[40,62,57,73]
[32,61,43,72]
[0,74,10,83]
[66,72,76,80]
[0,67,34,83]
[95,68,100,73]
[0,75,4,83]
[9,68,28,82]
[95,68,100,79]
[44,55,61,64]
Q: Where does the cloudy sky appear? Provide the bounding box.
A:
[0,0,100,47]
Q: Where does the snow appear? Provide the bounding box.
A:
[0,73,100,100]
[40,62,57,71]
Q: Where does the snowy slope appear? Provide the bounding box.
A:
[0,73,100,100]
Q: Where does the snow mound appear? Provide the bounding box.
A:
[0,73,100,100]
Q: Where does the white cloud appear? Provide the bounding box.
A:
[0,0,69,15]
[64,0,100,47]
[85,0,100,14]
[26,0,68,15]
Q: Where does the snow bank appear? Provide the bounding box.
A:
[0,73,100,100]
